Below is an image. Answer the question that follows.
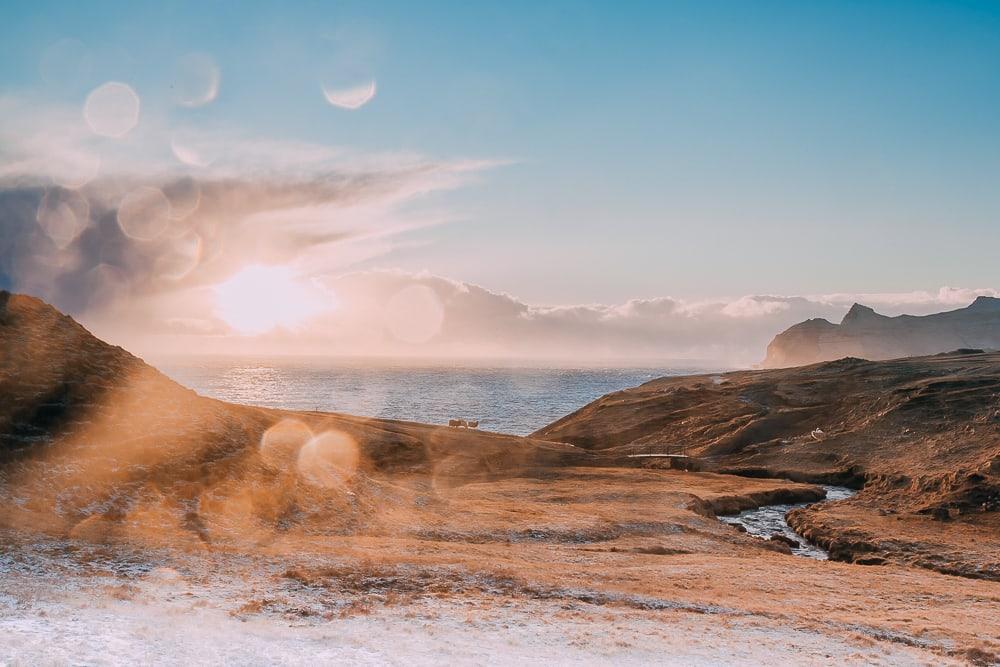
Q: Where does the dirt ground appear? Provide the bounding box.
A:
[3,467,1000,665]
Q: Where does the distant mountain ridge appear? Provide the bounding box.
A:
[762,296,1000,368]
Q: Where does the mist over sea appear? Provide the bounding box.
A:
[158,358,717,435]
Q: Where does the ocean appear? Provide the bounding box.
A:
[157,358,716,436]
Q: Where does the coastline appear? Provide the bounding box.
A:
[2,292,1000,663]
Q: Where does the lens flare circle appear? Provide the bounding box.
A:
[172,52,220,107]
[36,188,90,248]
[296,430,360,488]
[170,133,215,168]
[84,81,140,138]
[46,150,101,189]
[155,231,203,281]
[163,176,202,222]
[117,186,171,241]
[260,419,313,469]
[321,79,376,110]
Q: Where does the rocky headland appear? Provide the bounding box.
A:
[763,296,1000,368]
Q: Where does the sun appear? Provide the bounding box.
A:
[214,265,330,334]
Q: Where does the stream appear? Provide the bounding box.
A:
[722,486,857,560]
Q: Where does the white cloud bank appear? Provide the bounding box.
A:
[124,270,1000,367]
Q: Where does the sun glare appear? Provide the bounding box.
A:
[214,265,329,334]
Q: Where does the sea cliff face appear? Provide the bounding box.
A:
[762,296,1000,368]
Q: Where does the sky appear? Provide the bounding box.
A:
[1,1,998,364]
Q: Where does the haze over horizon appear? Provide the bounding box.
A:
[2,1,999,365]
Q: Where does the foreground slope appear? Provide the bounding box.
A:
[763,296,1000,368]
[535,352,1000,578]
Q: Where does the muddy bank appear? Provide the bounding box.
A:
[701,484,826,516]
[715,465,868,489]
[787,500,1000,581]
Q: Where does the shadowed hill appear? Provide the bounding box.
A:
[0,291,586,543]
[763,297,1000,368]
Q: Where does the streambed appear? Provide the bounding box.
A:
[722,486,856,559]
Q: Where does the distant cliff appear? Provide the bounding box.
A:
[762,296,1000,368]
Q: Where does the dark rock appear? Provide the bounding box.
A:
[853,556,887,566]
[769,533,800,548]
[761,540,793,555]
[930,506,953,522]
[633,545,689,556]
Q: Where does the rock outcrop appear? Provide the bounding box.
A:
[763,296,1000,368]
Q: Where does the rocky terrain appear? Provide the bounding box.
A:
[535,352,1000,581]
[763,296,1000,368]
[4,290,1000,664]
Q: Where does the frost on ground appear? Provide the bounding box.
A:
[0,551,956,667]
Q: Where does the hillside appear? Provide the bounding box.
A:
[535,352,1000,578]
[763,296,1000,368]
[0,290,585,542]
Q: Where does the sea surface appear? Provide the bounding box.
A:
[157,357,716,435]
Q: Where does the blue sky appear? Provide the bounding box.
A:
[2,0,999,307]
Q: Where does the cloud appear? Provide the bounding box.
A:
[720,296,792,318]
[117,269,999,367]
[814,286,1000,310]
[3,94,997,368]
[0,171,475,313]
[0,93,493,325]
